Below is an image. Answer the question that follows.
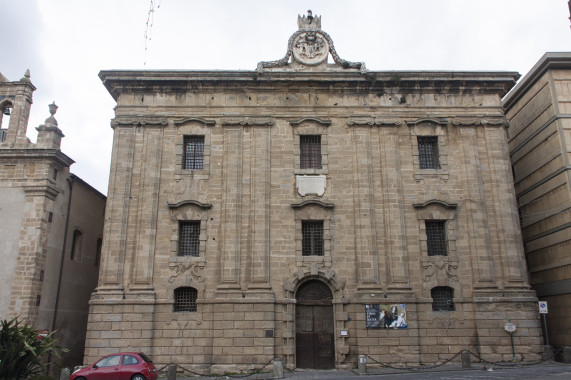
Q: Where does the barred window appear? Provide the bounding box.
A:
[426,220,447,256]
[300,135,322,169]
[183,135,205,170]
[178,221,200,257]
[431,286,455,311]
[174,287,197,312]
[302,221,324,256]
[418,136,440,169]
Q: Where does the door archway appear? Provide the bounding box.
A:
[295,280,335,369]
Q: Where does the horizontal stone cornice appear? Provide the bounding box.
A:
[0,148,74,167]
[221,117,274,127]
[111,116,168,127]
[347,117,401,126]
[23,182,61,200]
[100,70,520,101]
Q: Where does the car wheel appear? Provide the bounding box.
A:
[131,375,146,380]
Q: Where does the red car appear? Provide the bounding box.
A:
[70,352,158,380]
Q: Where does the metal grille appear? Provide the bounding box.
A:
[302,221,324,256]
[300,135,322,169]
[183,135,204,169]
[178,221,200,257]
[431,286,455,311]
[418,136,440,169]
[173,287,197,312]
[426,220,447,256]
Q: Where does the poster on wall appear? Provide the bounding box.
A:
[365,304,407,329]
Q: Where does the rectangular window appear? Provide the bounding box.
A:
[426,220,447,256]
[300,135,322,169]
[302,220,324,256]
[174,287,197,312]
[431,286,455,311]
[418,136,440,169]
[183,135,205,170]
[178,221,200,257]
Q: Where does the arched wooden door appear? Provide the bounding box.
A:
[295,280,335,369]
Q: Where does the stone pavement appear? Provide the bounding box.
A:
[159,362,571,380]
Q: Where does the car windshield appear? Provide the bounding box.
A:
[138,353,153,363]
[96,355,121,367]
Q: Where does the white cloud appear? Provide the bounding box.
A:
[2,0,570,194]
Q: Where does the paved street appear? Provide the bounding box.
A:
[163,362,571,380]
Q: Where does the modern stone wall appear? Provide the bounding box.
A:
[504,53,571,358]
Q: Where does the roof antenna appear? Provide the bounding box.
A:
[144,0,162,65]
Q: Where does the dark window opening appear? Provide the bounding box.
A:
[178,221,200,257]
[426,220,447,256]
[183,135,205,170]
[431,286,455,311]
[302,220,324,256]
[300,135,322,169]
[418,136,440,169]
[95,238,103,267]
[70,229,83,261]
[174,287,197,312]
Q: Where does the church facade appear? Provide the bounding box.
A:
[0,71,106,372]
[86,13,543,371]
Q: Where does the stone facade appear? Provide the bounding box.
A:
[86,13,543,372]
[0,71,106,371]
[503,52,571,362]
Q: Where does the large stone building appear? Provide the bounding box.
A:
[0,71,106,370]
[503,52,571,362]
[86,13,543,372]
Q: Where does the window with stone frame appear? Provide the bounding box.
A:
[178,221,200,257]
[417,136,440,169]
[300,135,322,169]
[425,220,448,256]
[431,286,455,311]
[183,135,205,170]
[173,286,197,312]
[302,220,324,256]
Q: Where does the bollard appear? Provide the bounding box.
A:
[358,355,367,375]
[461,350,471,368]
[273,357,284,379]
[59,367,70,380]
[167,364,177,380]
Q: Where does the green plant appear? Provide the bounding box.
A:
[0,317,66,380]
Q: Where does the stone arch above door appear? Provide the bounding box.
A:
[283,263,345,299]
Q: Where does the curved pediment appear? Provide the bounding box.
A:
[167,200,212,210]
[413,199,457,209]
[406,118,448,126]
[291,199,334,209]
[172,117,216,126]
[289,117,331,127]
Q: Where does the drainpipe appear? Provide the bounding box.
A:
[47,174,75,374]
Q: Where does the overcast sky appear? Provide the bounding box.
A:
[2,0,570,195]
